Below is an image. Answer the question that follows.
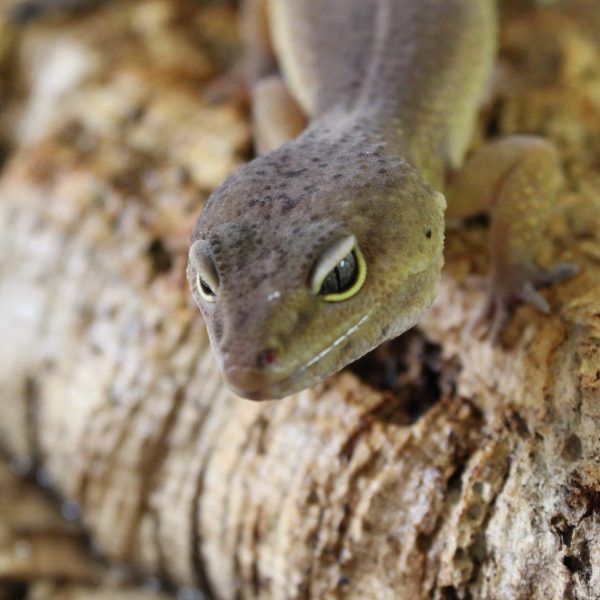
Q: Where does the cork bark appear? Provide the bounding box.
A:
[1,1,600,599]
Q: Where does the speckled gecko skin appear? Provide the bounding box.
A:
[188,0,575,400]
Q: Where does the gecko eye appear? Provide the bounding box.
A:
[197,273,217,302]
[311,235,366,302]
[189,240,219,303]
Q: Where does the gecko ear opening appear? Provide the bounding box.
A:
[311,235,367,302]
[189,240,219,302]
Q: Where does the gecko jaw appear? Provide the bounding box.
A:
[294,313,371,376]
[223,313,372,400]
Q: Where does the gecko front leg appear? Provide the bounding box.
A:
[446,135,579,339]
[252,75,307,155]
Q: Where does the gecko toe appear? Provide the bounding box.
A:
[517,281,550,314]
[531,261,579,287]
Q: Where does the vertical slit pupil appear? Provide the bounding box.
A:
[318,251,357,295]
[199,277,214,296]
[337,252,357,291]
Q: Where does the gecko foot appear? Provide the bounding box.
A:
[465,260,579,343]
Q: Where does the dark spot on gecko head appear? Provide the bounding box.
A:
[280,168,308,178]
[248,275,261,288]
[235,307,251,329]
[279,194,299,214]
[292,310,311,334]
[425,230,432,239]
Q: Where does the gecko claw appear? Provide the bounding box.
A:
[530,261,580,287]
[517,281,550,314]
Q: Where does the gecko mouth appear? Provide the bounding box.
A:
[224,313,372,401]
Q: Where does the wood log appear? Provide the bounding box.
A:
[0,1,599,598]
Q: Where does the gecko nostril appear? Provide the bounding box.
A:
[256,348,277,369]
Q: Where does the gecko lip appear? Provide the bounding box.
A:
[224,366,291,401]
[223,314,373,400]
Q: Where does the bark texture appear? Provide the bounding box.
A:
[1,1,600,599]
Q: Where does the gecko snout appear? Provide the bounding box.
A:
[256,347,278,368]
[220,346,286,400]
[224,366,268,400]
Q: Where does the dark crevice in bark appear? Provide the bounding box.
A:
[558,472,600,591]
[551,513,576,547]
[464,441,513,595]
[348,331,460,424]
[563,554,584,573]
[440,585,460,600]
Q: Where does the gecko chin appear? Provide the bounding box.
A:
[224,365,298,401]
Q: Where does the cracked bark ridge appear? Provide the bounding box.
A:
[0,1,600,599]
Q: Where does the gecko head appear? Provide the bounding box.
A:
[187,135,445,400]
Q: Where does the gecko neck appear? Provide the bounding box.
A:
[306,0,497,189]
[311,107,441,189]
